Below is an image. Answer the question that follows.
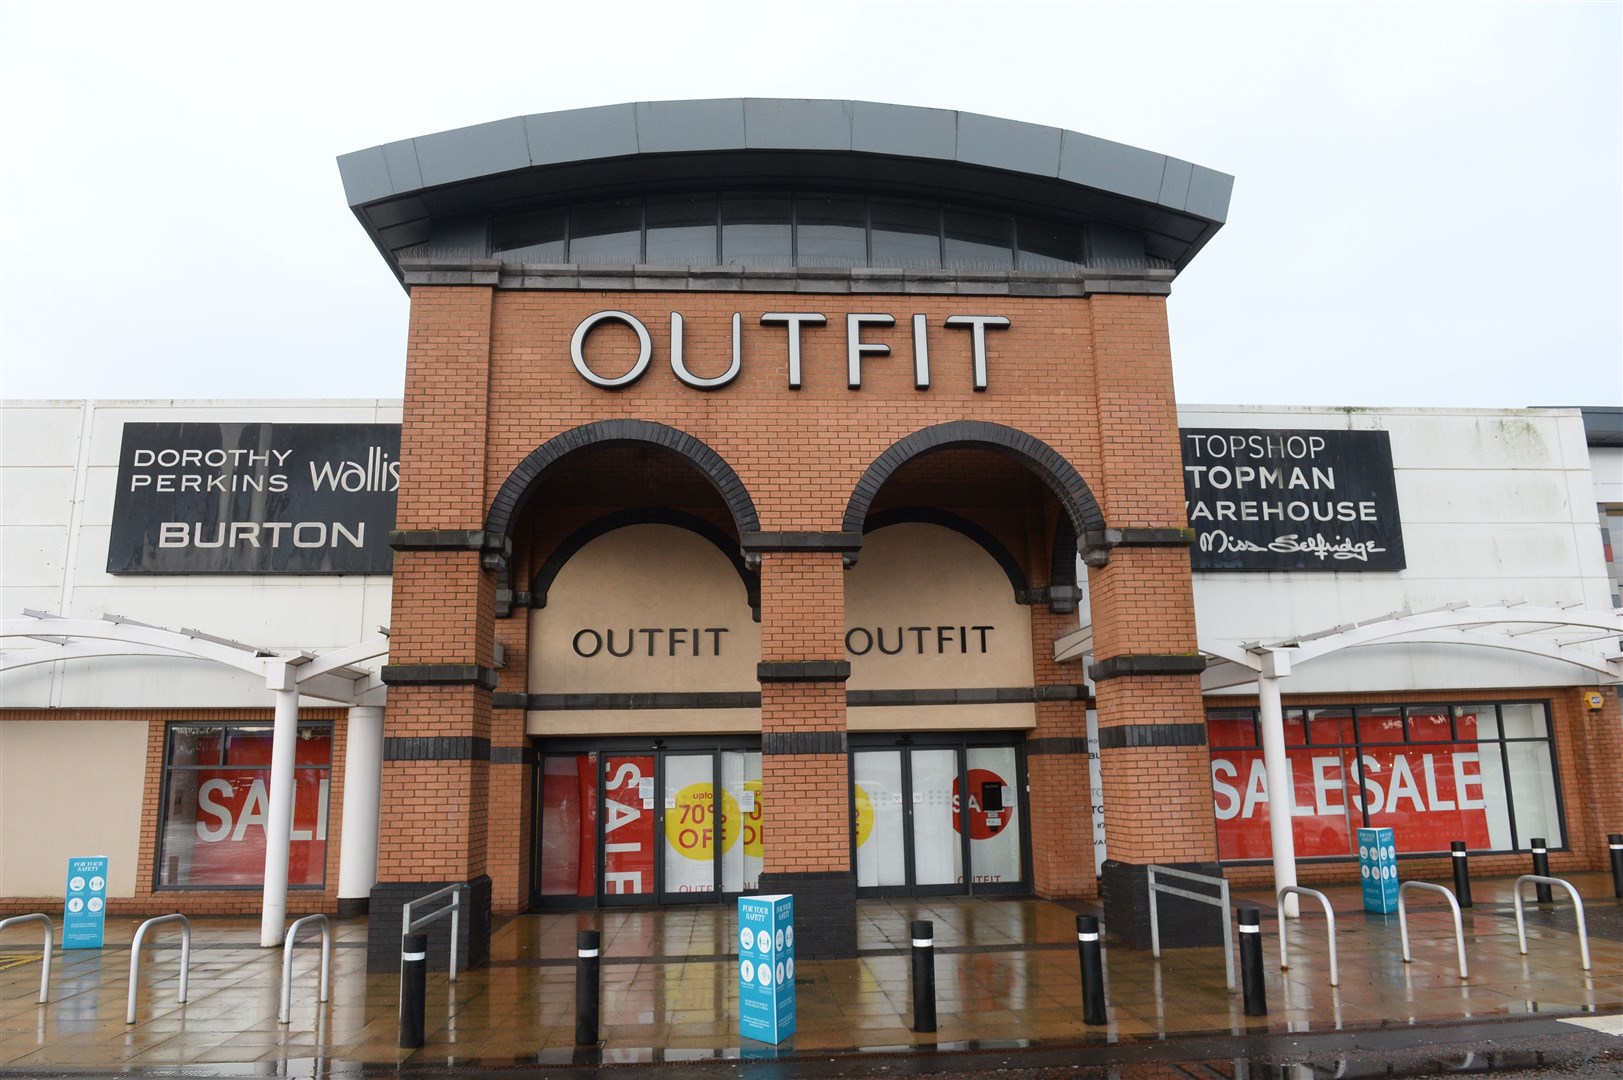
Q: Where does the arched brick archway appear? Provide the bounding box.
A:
[485,419,760,542]
[841,420,1105,539]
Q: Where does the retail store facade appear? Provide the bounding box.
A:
[2,102,1618,967]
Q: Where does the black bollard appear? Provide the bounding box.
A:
[1076,915,1106,1026]
[575,929,601,1046]
[399,932,427,1049]
[1609,834,1623,899]
[1530,838,1553,903]
[910,919,936,1034]
[1237,907,1267,1017]
[1450,841,1473,908]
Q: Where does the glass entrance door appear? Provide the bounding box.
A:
[659,750,763,902]
[533,742,761,908]
[851,738,1028,897]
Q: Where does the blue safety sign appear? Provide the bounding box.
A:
[737,894,795,1043]
[1357,827,1399,913]
[63,856,110,949]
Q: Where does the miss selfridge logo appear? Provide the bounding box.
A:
[308,446,400,493]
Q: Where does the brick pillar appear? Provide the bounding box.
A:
[487,616,533,916]
[369,285,499,972]
[755,549,857,958]
[1085,294,1218,947]
[1026,603,1097,899]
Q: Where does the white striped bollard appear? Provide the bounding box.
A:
[1450,841,1473,907]
[575,929,600,1045]
[1530,838,1553,903]
[911,919,936,1033]
[1077,914,1106,1025]
[1237,907,1266,1017]
[398,932,427,1049]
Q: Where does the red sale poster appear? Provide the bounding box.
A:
[602,755,655,897]
[188,730,331,885]
[1210,712,1490,860]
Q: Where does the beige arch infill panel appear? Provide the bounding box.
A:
[528,525,761,734]
[846,523,1035,728]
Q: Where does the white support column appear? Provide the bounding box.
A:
[337,705,384,910]
[260,663,300,947]
[1257,649,1299,918]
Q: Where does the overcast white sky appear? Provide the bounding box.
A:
[1,1,1617,410]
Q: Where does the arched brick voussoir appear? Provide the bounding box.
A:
[485,420,762,540]
[841,421,1105,539]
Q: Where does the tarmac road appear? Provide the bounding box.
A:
[3,1013,1619,1079]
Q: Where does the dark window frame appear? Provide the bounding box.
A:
[1205,699,1567,862]
[154,720,334,892]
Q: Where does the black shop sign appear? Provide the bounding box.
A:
[108,423,400,574]
[1181,428,1405,571]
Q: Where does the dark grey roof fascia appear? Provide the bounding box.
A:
[337,98,1233,285]
[1578,406,1623,447]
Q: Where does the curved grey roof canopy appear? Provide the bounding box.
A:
[338,99,1232,287]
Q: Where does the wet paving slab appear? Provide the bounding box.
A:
[0,876,1618,1076]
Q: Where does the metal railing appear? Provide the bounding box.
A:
[1512,874,1591,971]
[1147,864,1234,990]
[126,914,190,1024]
[1276,885,1338,986]
[402,883,468,982]
[279,914,332,1024]
[1397,881,1467,980]
[0,913,53,1003]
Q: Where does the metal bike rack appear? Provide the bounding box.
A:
[1512,874,1591,971]
[126,914,191,1023]
[1397,881,1467,980]
[402,883,468,982]
[1147,864,1234,990]
[1276,885,1339,986]
[279,914,332,1024]
[0,913,53,1003]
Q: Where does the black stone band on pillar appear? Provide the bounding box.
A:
[1096,724,1207,750]
[366,876,493,973]
[755,871,858,960]
[1087,654,1207,681]
[383,736,492,761]
[757,661,851,683]
[761,731,848,755]
[1080,526,1195,551]
[1099,861,1226,951]
[1025,737,1091,756]
[381,664,501,689]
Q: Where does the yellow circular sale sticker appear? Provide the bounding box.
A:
[743,779,764,857]
[853,784,874,847]
[665,783,741,860]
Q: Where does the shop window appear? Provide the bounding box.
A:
[793,194,867,267]
[1207,701,1563,861]
[1206,709,1256,747]
[492,208,566,262]
[645,195,718,265]
[1305,708,1352,745]
[721,195,792,266]
[569,199,642,264]
[1355,706,1404,743]
[157,722,332,889]
[489,192,1131,274]
[943,208,1013,271]
[1014,218,1082,270]
[870,201,941,269]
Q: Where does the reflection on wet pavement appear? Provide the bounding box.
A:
[0,875,1618,1071]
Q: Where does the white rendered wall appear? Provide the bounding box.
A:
[1178,406,1613,695]
[1,400,400,709]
